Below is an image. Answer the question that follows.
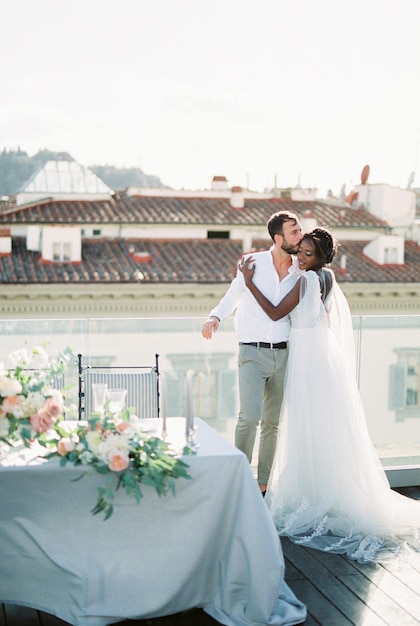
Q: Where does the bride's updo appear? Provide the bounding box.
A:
[303,227,337,266]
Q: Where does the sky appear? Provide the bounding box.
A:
[1,0,419,197]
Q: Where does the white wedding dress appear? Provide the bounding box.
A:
[266,270,420,563]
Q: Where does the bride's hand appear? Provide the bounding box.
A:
[239,256,256,284]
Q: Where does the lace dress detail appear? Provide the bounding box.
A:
[266,271,420,564]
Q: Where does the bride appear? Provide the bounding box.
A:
[240,227,419,563]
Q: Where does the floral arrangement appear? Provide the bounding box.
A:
[52,410,195,520]
[0,345,194,520]
[0,345,72,446]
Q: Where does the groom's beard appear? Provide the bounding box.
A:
[282,241,300,255]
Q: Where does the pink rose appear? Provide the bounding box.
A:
[108,452,129,472]
[30,409,55,433]
[43,396,63,418]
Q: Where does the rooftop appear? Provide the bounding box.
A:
[0,195,387,229]
[1,237,420,286]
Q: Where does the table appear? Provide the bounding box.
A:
[0,418,306,626]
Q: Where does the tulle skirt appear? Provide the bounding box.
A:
[266,325,420,563]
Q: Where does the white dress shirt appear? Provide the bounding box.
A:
[209,248,302,343]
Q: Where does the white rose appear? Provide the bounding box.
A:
[47,388,64,405]
[9,348,31,369]
[98,432,130,463]
[29,347,49,370]
[85,430,103,456]
[23,391,45,413]
[64,403,79,420]
[0,376,22,397]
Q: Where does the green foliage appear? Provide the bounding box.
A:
[0,344,74,448]
[1,344,193,521]
[0,148,164,195]
[90,165,164,190]
[48,407,195,520]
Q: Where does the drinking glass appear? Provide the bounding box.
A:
[108,389,127,414]
[92,383,108,415]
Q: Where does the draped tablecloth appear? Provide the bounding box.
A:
[0,418,306,626]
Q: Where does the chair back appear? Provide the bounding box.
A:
[84,370,159,419]
[78,353,160,420]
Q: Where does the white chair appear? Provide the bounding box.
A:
[78,354,161,420]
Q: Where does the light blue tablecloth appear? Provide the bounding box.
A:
[0,418,306,626]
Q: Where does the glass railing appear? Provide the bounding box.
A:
[1,315,419,487]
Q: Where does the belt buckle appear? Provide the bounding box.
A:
[269,342,274,349]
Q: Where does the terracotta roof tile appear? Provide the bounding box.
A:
[0,238,243,284]
[1,237,419,286]
[0,196,387,229]
[331,240,420,283]
[0,194,417,287]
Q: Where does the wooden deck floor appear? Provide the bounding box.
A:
[2,487,419,626]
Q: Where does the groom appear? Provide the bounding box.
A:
[201,210,302,494]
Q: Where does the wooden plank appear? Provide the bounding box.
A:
[383,556,420,590]
[37,610,71,626]
[339,561,420,625]
[282,539,391,626]
[286,578,353,625]
[284,556,307,581]
[1,604,41,626]
[339,572,420,626]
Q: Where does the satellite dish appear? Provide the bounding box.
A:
[361,164,370,185]
[407,171,415,188]
[345,190,358,205]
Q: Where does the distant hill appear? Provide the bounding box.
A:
[90,164,164,191]
[0,148,166,196]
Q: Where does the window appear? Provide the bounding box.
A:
[384,247,398,263]
[389,349,420,420]
[52,242,72,262]
[207,231,230,239]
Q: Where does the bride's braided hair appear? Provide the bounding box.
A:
[303,227,337,266]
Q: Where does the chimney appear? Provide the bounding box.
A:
[230,186,244,209]
[0,228,11,255]
[130,250,152,263]
[27,225,41,251]
[211,175,229,191]
[300,209,317,233]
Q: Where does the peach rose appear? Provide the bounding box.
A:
[30,409,55,433]
[108,451,129,472]
[116,421,130,433]
[57,438,76,456]
[2,395,23,416]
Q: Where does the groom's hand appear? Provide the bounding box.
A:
[201,316,220,339]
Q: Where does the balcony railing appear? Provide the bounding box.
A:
[1,314,419,487]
